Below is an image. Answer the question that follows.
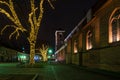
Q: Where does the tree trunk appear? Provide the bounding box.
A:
[29,42,35,64]
[42,54,47,62]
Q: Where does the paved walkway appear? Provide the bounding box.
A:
[37,64,120,80]
[0,63,120,80]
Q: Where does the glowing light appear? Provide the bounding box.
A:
[18,55,26,59]
[47,56,51,59]
[39,44,49,61]
[109,8,120,43]
[0,0,55,65]
[55,59,58,62]
[86,31,93,50]
[52,54,55,57]
[34,55,39,60]
[48,48,53,54]
[74,49,78,53]
[74,40,78,53]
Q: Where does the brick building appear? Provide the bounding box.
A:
[56,0,120,72]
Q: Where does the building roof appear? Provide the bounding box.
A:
[64,0,108,42]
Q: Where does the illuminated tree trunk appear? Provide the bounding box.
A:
[29,42,35,64]
[28,26,36,64]
[44,55,48,61]
[42,53,47,61]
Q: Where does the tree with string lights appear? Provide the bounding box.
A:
[0,0,55,65]
[39,44,48,62]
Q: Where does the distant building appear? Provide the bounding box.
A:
[55,30,65,51]
[55,30,65,62]
[0,46,18,62]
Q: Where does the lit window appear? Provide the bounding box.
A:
[112,19,117,42]
[86,31,92,50]
[74,40,78,53]
[109,8,120,43]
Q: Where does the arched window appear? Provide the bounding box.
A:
[109,8,120,43]
[86,30,92,50]
[74,40,78,53]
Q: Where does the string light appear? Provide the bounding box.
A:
[39,44,49,62]
[0,0,55,64]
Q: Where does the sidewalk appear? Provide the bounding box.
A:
[0,63,120,80]
[36,64,120,80]
[69,64,120,79]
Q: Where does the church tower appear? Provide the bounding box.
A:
[55,30,65,51]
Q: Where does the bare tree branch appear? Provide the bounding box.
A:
[28,12,34,30]
[0,0,27,39]
[0,1,10,7]
[28,7,38,28]
[0,25,25,39]
[9,0,25,30]
[1,25,16,35]
[9,28,18,39]
[37,0,44,27]
[30,0,37,28]
[48,0,55,9]
[0,8,15,22]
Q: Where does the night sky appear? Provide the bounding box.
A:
[0,0,98,53]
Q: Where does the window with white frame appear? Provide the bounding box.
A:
[109,8,120,43]
[86,30,93,50]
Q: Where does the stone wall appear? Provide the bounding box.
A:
[83,45,120,72]
[65,0,120,72]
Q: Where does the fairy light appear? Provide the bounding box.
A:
[0,0,55,64]
[39,44,49,62]
[0,0,27,39]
